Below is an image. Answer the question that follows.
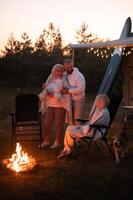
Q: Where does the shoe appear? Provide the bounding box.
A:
[57,150,71,158]
[51,141,60,148]
[38,141,50,148]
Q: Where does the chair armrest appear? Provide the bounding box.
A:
[89,124,109,139]
[76,118,89,124]
[89,124,109,129]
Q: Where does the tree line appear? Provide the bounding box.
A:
[0,22,112,92]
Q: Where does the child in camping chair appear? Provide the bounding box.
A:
[58,94,110,158]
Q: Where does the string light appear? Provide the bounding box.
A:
[87,46,133,59]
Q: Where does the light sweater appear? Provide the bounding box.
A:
[80,108,110,140]
[66,68,86,101]
[39,77,73,124]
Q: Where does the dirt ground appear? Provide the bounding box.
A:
[0,88,133,200]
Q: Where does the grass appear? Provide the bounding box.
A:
[0,86,133,200]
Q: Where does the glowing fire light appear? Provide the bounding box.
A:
[3,142,37,173]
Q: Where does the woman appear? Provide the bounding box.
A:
[58,94,110,158]
[39,64,72,148]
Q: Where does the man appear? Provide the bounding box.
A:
[61,58,86,125]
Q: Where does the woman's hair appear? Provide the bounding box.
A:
[45,64,63,86]
[96,94,110,107]
[51,64,63,77]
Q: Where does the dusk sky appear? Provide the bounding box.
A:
[0,0,133,51]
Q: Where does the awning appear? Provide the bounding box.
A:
[70,37,133,49]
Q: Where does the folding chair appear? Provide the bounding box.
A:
[11,93,43,146]
[76,118,115,160]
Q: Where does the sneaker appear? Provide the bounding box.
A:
[57,150,71,158]
[51,141,60,149]
[38,141,50,148]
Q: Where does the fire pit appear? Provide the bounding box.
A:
[3,142,37,173]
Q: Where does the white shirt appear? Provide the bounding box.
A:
[80,108,110,139]
[66,68,86,101]
[47,78,63,100]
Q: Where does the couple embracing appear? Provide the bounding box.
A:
[39,59,86,149]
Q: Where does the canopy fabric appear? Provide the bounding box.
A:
[71,37,133,49]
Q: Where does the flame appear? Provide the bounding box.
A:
[3,142,37,173]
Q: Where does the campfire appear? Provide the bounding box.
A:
[3,142,37,173]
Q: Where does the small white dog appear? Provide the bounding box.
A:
[111,131,127,163]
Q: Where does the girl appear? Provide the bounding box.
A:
[58,94,110,158]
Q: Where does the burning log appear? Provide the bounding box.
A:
[3,142,37,173]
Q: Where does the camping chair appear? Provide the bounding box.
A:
[11,93,43,146]
[76,91,123,160]
[76,118,114,160]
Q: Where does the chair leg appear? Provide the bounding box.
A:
[82,139,93,160]
[82,138,115,161]
[11,125,16,147]
[87,139,93,151]
[104,138,115,160]
[94,141,103,154]
[14,129,17,147]
[11,126,14,147]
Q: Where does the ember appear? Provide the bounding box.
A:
[3,142,37,173]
